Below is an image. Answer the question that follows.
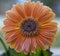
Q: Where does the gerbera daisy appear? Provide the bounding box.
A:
[2,1,57,54]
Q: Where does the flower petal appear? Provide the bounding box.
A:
[18,37,25,52]
[24,2,35,16]
[22,38,31,53]
[4,19,18,26]
[15,38,21,52]
[38,6,52,19]
[32,2,43,19]
[39,22,57,45]
[40,29,55,39]
[41,22,58,34]
[15,36,25,52]
[37,37,46,50]
[13,3,26,18]
[38,11,55,24]
[32,2,43,18]
[30,38,37,52]
[2,26,19,32]
[4,30,18,40]
[39,35,52,46]
[6,10,21,23]
[5,31,20,43]
[9,38,18,48]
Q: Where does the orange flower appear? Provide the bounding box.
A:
[2,1,57,54]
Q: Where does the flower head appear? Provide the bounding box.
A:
[2,1,57,54]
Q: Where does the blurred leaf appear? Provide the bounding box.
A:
[9,48,25,56]
[43,49,53,56]
[9,46,42,56]
[32,0,55,7]
[1,47,53,56]
[41,0,55,7]
[34,46,41,56]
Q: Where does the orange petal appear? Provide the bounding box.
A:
[32,2,43,19]
[39,35,52,46]
[17,37,25,52]
[22,38,31,53]
[40,29,55,39]
[15,38,21,52]
[13,3,26,18]
[2,26,19,32]
[4,19,18,26]
[38,12,55,24]
[6,10,21,23]
[38,6,52,19]
[12,5,23,20]
[30,38,37,52]
[5,31,20,43]
[4,30,17,40]
[41,22,58,33]
[37,37,46,50]
[9,38,18,48]
[24,2,35,16]
[32,2,43,18]
[15,36,25,52]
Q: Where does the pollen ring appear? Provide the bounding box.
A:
[20,17,39,37]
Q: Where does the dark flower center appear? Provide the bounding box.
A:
[20,18,39,37]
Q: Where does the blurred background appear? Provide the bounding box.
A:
[0,0,60,55]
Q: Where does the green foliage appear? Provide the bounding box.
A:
[43,49,53,56]
[32,0,55,7]
[9,48,25,56]
[41,0,55,7]
[0,46,53,56]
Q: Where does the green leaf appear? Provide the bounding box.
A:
[9,48,25,56]
[34,46,41,56]
[1,47,53,56]
[43,49,53,56]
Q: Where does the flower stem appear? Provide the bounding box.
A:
[26,52,30,56]
[0,37,8,55]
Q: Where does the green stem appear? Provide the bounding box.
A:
[41,49,44,56]
[26,52,30,56]
[0,37,8,54]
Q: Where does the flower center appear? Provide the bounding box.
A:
[20,17,39,37]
